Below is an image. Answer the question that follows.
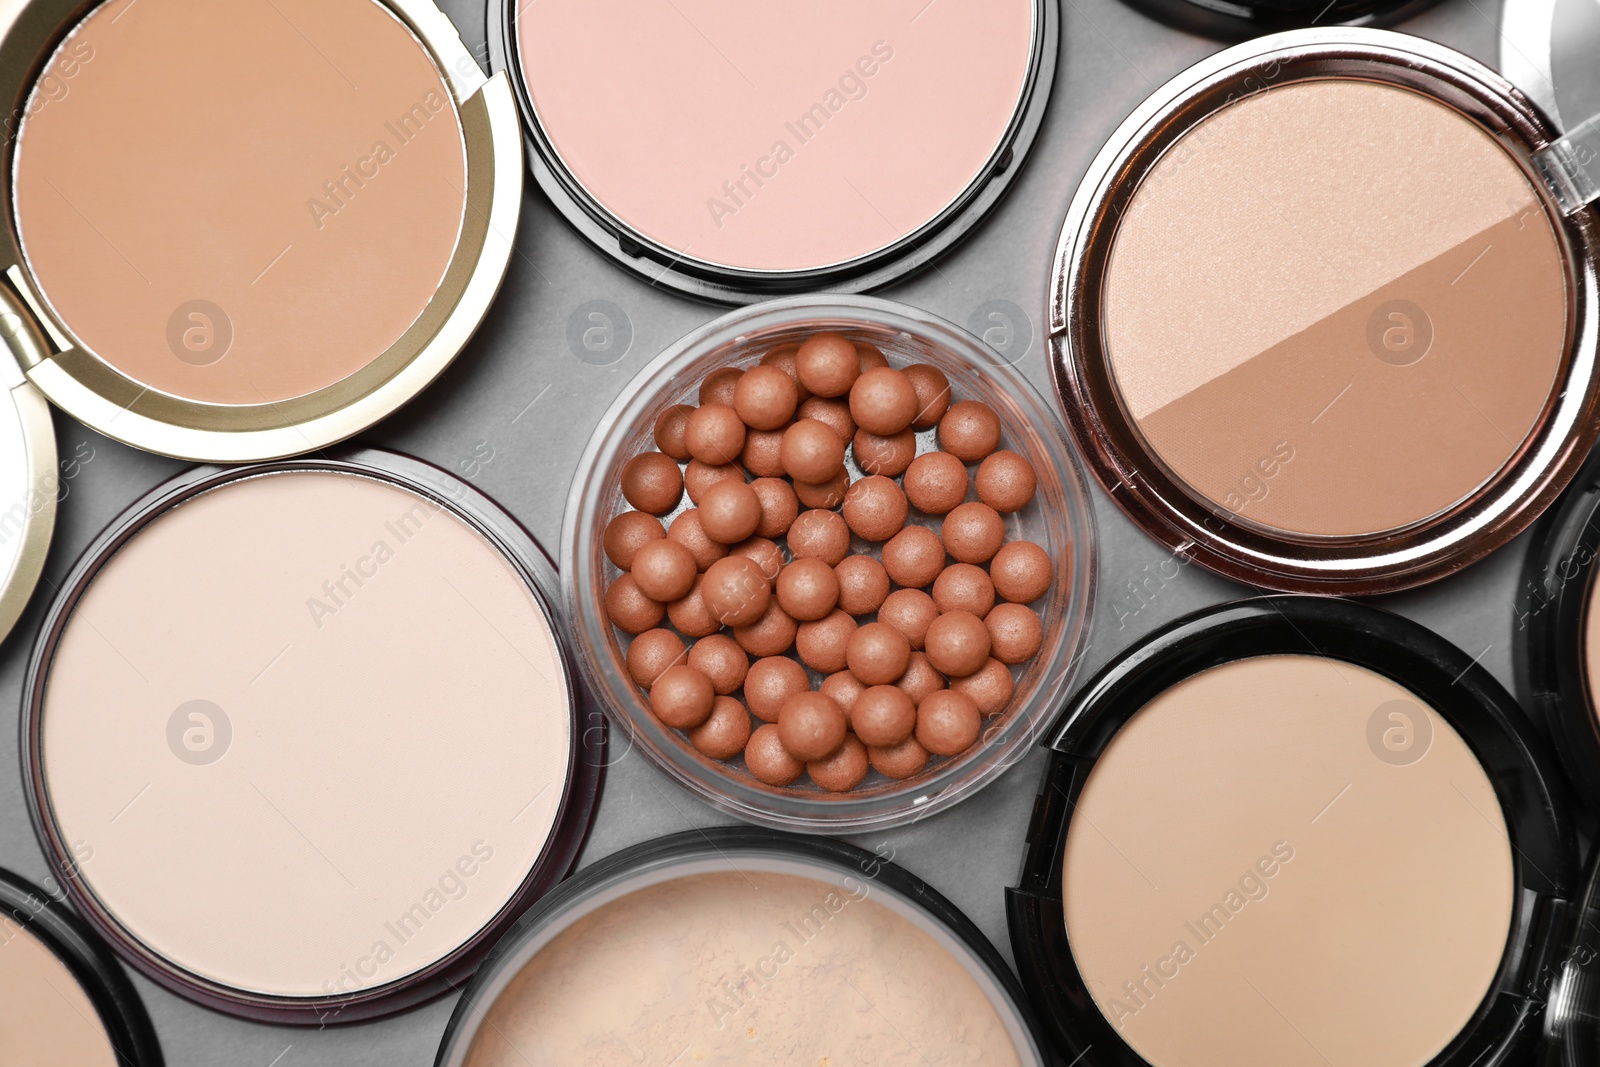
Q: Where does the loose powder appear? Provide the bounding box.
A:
[1103,79,1567,537]
[464,869,1024,1066]
[0,916,116,1067]
[39,471,571,999]
[1062,655,1514,1067]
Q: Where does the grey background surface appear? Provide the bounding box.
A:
[0,0,1535,1062]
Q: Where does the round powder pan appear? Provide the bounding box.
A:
[435,828,1051,1066]
[487,0,1056,303]
[1,0,521,462]
[1008,596,1576,1067]
[1516,446,1600,816]
[20,448,603,1024]
[0,867,162,1066]
[1050,28,1600,595]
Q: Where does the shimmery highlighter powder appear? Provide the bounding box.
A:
[463,869,1023,1066]
[1061,655,1514,1067]
[36,469,572,1003]
[1102,79,1567,539]
[12,0,468,405]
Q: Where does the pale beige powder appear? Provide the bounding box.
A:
[465,869,1024,1066]
[1063,655,1513,1067]
[0,916,117,1067]
[40,471,571,999]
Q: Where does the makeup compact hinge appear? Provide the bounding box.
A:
[1533,114,1600,216]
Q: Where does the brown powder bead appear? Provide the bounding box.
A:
[604,511,665,570]
[853,429,916,477]
[733,365,799,431]
[820,670,867,719]
[808,735,869,792]
[684,460,744,505]
[626,628,686,688]
[745,724,803,786]
[847,622,911,686]
[796,609,857,674]
[938,400,1002,462]
[621,452,683,515]
[741,429,786,478]
[987,603,1043,665]
[931,563,996,618]
[849,367,919,436]
[842,476,908,542]
[924,610,991,677]
[851,685,917,747]
[760,344,812,403]
[667,510,729,572]
[606,574,665,634]
[777,691,848,761]
[698,480,763,544]
[991,540,1054,604]
[897,652,946,706]
[855,342,890,371]
[649,665,715,729]
[976,450,1038,513]
[869,735,930,780]
[951,658,1014,717]
[903,364,951,430]
[653,404,694,460]
[701,556,771,627]
[733,601,798,658]
[749,477,799,539]
[835,556,890,616]
[781,419,846,484]
[795,332,860,397]
[690,696,752,760]
[882,526,946,588]
[745,656,810,722]
[667,576,720,638]
[629,539,697,603]
[689,634,749,695]
[794,468,850,511]
[916,690,981,756]
[942,502,1006,565]
[903,452,969,515]
[699,367,744,407]
[879,589,939,649]
[685,403,747,467]
[731,537,786,584]
[797,396,856,444]
[777,558,840,622]
[788,510,851,567]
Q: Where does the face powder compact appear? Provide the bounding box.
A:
[0,867,162,1066]
[20,450,601,1024]
[1009,596,1576,1067]
[487,0,1056,302]
[1050,28,1600,594]
[0,0,521,463]
[436,828,1049,1066]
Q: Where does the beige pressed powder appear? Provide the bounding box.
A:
[1062,655,1514,1067]
[1102,79,1567,539]
[0,915,117,1067]
[12,0,468,406]
[37,469,572,1000]
[463,869,1023,1066]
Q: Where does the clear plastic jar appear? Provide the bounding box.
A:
[562,295,1097,832]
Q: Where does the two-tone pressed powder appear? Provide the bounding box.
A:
[490,0,1055,300]
[1010,597,1575,1067]
[436,830,1049,1066]
[0,867,162,1066]
[1,0,520,461]
[22,451,600,1023]
[1051,29,1600,593]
